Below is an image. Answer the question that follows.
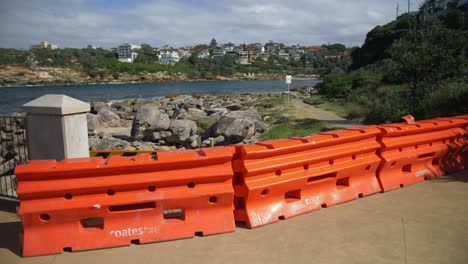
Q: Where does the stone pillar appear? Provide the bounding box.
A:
[22,94,90,160]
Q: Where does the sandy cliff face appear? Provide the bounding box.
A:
[0,65,282,87]
[0,66,86,86]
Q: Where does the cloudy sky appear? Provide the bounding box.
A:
[0,0,424,49]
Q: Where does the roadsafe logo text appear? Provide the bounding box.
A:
[415,169,431,177]
[110,226,159,238]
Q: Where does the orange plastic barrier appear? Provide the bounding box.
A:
[423,117,468,173]
[233,127,382,228]
[376,117,467,192]
[15,147,235,257]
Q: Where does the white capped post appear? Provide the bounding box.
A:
[22,94,90,160]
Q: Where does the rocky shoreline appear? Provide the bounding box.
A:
[0,65,288,87]
[87,93,300,151]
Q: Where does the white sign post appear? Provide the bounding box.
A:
[285,75,292,129]
[285,75,292,93]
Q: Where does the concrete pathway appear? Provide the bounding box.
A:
[1,170,467,264]
[292,98,361,127]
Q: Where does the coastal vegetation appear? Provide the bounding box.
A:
[310,4,468,124]
[0,42,350,84]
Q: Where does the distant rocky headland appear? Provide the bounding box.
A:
[0,65,287,87]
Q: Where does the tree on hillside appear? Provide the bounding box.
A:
[322,43,346,52]
[351,13,417,69]
[389,18,468,113]
[134,44,159,64]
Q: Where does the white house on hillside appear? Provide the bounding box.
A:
[116,43,141,63]
[197,50,210,59]
[160,51,180,64]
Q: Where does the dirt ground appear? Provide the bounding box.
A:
[1,170,467,264]
[292,99,361,127]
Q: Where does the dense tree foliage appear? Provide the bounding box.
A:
[351,13,416,69]
[134,44,159,64]
[318,5,468,124]
[322,43,346,52]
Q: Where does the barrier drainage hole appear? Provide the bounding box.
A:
[358,193,364,198]
[329,160,334,165]
[148,186,156,192]
[63,247,72,253]
[187,182,196,188]
[131,239,140,245]
[64,193,73,200]
[278,216,286,220]
[39,214,50,221]
[400,184,405,188]
[321,204,327,208]
[303,164,309,170]
[275,170,282,176]
[163,208,185,220]
[195,232,204,237]
[365,165,371,172]
[107,189,115,196]
[390,161,397,167]
[261,189,269,196]
[209,196,217,204]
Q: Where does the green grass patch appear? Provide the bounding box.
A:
[259,118,336,141]
[196,116,217,135]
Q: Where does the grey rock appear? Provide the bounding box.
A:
[131,141,156,150]
[114,111,132,120]
[131,104,170,140]
[91,101,109,114]
[87,113,104,131]
[206,107,228,117]
[187,135,200,149]
[186,108,207,121]
[122,106,133,113]
[89,136,134,150]
[214,135,226,145]
[154,146,173,151]
[166,119,197,144]
[151,131,172,141]
[226,104,241,111]
[98,110,121,127]
[211,110,265,143]
[254,120,268,133]
[181,98,201,109]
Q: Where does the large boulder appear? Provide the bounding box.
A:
[211,109,267,143]
[98,110,121,127]
[89,136,134,150]
[185,108,207,121]
[166,119,197,145]
[87,113,104,132]
[90,101,109,114]
[131,104,170,140]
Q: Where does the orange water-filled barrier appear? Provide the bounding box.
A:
[15,147,235,256]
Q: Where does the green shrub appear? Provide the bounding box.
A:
[196,117,217,135]
[420,79,468,119]
[316,73,352,98]
[303,95,325,105]
[344,103,367,120]
[350,70,382,90]
[364,86,410,124]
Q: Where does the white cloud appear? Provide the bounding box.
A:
[0,0,425,49]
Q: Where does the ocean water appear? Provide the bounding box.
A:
[0,80,319,115]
